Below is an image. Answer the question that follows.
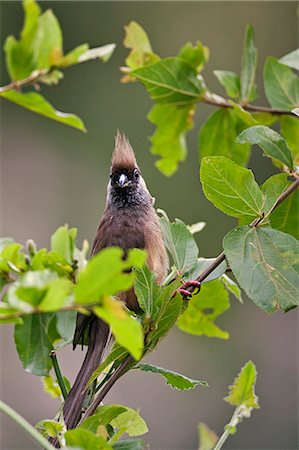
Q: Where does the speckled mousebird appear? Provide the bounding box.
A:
[61,132,169,432]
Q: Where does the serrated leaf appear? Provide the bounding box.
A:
[123,21,159,72]
[65,428,109,450]
[199,109,251,166]
[36,419,64,438]
[224,360,259,408]
[134,363,208,390]
[75,248,146,305]
[280,116,299,165]
[223,226,299,313]
[262,175,299,240]
[132,57,205,106]
[279,48,299,71]
[261,173,290,216]
[198,422,218,450]
[178,41,209,73]
[93,297,144,360]
[214,70,240,98]
[178,279,230,339]
[240,25,258,103]
[264,57,299,110]
[148,103,194,176]
[81,404,148,437]
[0,90,86,132]
[237,125,293,169]
[158,210,198,274]
[221,274,243,303]
[14,313,53,375]
[200,156,263,219]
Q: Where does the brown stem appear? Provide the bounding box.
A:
[203,93,295,116]
[0,69,49,94]
[79,355,134,423]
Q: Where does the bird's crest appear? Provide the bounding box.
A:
[111,131,138,170]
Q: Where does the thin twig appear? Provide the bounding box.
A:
[50,350,68,400]
[0,69,49,94]
[79,355,134,424]
[202,93,296,116]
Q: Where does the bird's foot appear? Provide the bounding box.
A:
[177,280,201,299]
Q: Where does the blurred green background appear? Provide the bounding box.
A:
[0,1,298,449]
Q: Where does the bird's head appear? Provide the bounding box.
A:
[107,131,152,207]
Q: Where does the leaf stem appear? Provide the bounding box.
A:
[50,350,68,400]
[0,400,55,450]
[214,406,240,450]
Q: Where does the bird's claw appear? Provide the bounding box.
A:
[177,280,201,299]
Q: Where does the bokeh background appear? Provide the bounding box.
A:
[0,1,298,449]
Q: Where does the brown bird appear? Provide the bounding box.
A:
[61,132,169,433]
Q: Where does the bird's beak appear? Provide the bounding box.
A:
[117,173,130,188]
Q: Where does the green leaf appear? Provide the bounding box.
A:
[77,44,116,64]
[35,10,63,68]
[4,0,41,80]
[0,90,86,132]
[223,226,299,313]
[184,257,227,283]
[262,175,299,240]
[42,375,61,398]
[65,428,109,450]
[75,248,146,305]
[158,210,199,274]
[81,404,148,437]
[178,41,209,74]
[134,266,158,316]
[224,360,259,408]
[0,237,14,251]
[261,173,290,216]
[221,274,243,303]
[123,21,159,71]
[236,125,294,169]
[279,48,299,71]
[14,313,53,375]
[0,242,25,272]
[60,43,88,67]
[280,116,299,165]
[110,406,148,437]
[145,291,182,352]
[36,419,64,438]
[51,225,77,263]
[86,345,128,389]
[198,423,218,450]
[213,70,240,98]
[178,279,230,339]
[199,109,251,166]
[134,363,208,390]
[55,310,77,341]
[148,104,194,176]
[200,156,263,219]
[132,57,205,106]
[240,25,258,103]
[31,249,73,277]
[94,297,143,360]
[264,57,299,110]
[113,440,145,450]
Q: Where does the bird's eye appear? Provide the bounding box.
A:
[133,169,140,181]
